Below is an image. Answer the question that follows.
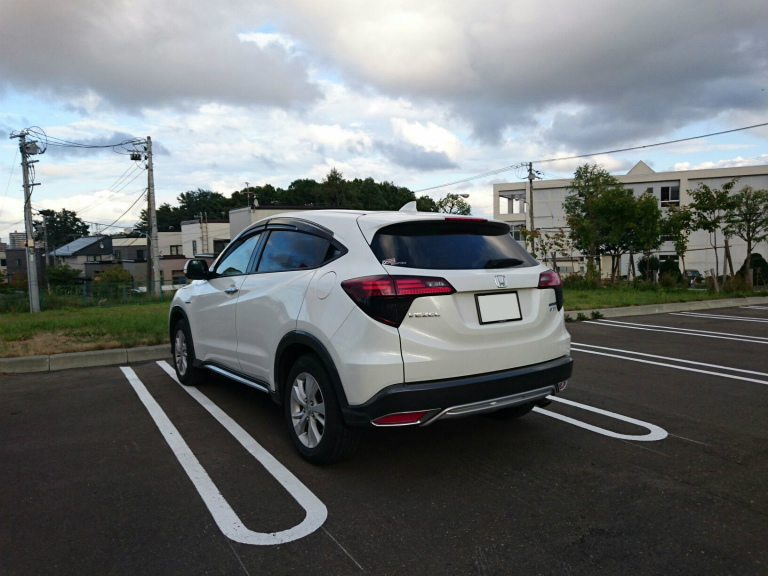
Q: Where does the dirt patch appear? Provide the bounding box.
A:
[0,332,155,358]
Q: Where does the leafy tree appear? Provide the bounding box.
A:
[33,209,89,249]
[688,178,738,290]
[47,264,82,285]
[95,266,132,284]
[724,186,768,286]
[380,182,417,211]
[282,179,320,206]
[416,195,438,212]
[662,206,694,274]
[436,193,471,215]
[633,191,663,280]
[564,164,626,279]
[320,168,346,206]
[593,186,636,280]
[178,189,230,220]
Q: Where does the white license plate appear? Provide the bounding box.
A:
[475,292,522,324]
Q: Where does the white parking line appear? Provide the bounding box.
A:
[569,347,768,386]
[121,364,327,545]
[585,319,768,345]
[671,312,768,323]
[534,396,668,441]
[572,343,768,377]
[741,306,768,310]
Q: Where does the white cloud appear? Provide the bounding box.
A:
[391,118,462,159]
[674,154,768,171]
[238,32,296,52]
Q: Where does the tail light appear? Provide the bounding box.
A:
[538,270,563,311]
[341,275,455,327]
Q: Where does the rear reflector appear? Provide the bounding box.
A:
[372,411,429,426]
[558,380,568,391]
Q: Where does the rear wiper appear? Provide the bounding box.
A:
[484,258,524,269]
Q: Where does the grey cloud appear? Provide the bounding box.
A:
[282,1,768,149]
[376,141,457,171]
[0,1,320,112]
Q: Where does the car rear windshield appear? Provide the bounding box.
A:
[370,220,538,270]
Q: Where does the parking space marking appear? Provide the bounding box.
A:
[570,346,768,386]
[534,396,668,441]
[741,305,768,310]
[121,365,327,545]
[586,319,768,345]
[572,343,768,377]
[671,312,768,323]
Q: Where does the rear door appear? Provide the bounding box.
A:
[363,217,570,383]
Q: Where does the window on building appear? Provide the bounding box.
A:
[88,255,97,262]
[170,245,182,255]
[192,240,197,255]
[16,258,22,267]
[510,225,523,242]
[136,249,144,259]
[660,186,680,207]
[172,270,185,284]
[114,250,121,260]
[213,239,230,255]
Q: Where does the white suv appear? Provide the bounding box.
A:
[170,209,572,464]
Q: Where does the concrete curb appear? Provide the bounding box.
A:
[565,295,768,320]
[0,344,171,375]
[1,296,766,375]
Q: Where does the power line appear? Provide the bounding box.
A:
[413,121,768,193]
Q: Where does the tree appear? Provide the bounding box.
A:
[662,206,694,274]
[593,186,636,280]
[724,186,768,286]
[282,179,320,206]
[436,193,471,215]
[33,209,89,249]
[95,266,132,284]
[320,168,346,206]
[47,264,82,286]
[633,191,663,281]
[177,188,230,220]
[688,178,738,291]
[416,195,438,212]
[563,164,627,279]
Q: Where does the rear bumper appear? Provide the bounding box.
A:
[341,355,573,427]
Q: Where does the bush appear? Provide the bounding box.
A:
[637,256,659,279]
[94,266,132,284]
[47,264,82,286]
[659,259,683,283]
[659,273,678,288]
[562,272,599,289]
[737,253,768,286]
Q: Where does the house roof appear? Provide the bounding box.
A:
[52,236,107,257]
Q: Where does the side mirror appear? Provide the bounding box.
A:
[184,259,210,280]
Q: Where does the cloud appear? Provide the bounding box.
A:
[0,0,320,112]
[280,0,768,146]
[674,154,768,171]
[375,141,458,171]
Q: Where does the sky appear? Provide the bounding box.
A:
[1,0,767,242]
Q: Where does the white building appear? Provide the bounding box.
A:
[493,162,768,277]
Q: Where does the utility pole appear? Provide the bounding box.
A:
[10,131,42,313]
[146,136,160,295]
[527,162,536,254]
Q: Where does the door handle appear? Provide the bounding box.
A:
[225,286,239,294]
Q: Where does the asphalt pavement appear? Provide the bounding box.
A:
[1,305,766,575]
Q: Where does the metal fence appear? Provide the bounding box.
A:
[0,281,183,313]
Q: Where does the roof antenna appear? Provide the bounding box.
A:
[399,201,418,212]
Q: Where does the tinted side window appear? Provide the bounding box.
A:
[257,231,329,272]
[370,221,537,270]
[213,233,262,276]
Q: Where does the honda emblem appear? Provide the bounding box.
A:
[494,275,507,288]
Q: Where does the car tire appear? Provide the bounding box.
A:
[172,319,204,386]
[486,401,536,420]
[284,354,360,465]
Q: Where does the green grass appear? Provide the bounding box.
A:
[0,286,764,358]
[564,284,767,310]
[0,301,171,358]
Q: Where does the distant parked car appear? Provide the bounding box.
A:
[169,210,573,464]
